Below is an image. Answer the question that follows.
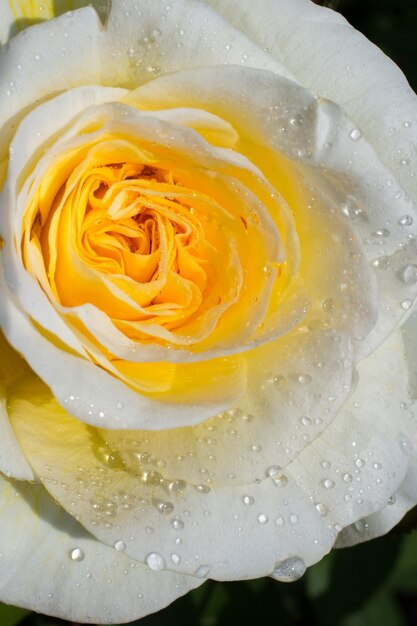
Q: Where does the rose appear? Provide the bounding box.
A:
[0,0,416,622]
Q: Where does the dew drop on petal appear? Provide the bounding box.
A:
[401,265,417,285]
[242,495,254,505]
[114,540,126,552]
[266,466,288,487]
[401,299,413,311]
[322,479,335,489]
[195,565,211,578]
[349,128,362,141]
[398,214,413,226]
[70,548,85,562]
[315,503,329,517]
[271,557,306,582]
[145,552,166,571]
[171,516,185,530]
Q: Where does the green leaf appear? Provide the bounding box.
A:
[0,604,31,626]
[342,593,406,626]
[313,537,402,625]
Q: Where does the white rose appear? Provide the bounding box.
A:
[0,0,416,622]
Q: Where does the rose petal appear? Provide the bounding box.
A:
[8,326,415,580]
[205,0,417,210]
[0,8,103,164]
[0,331,34,480]
[337,310,417,546]
[0,1,111,45]
[129,64,417,357]
[0,475,202,622]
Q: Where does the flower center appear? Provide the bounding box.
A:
[20,125,284,355]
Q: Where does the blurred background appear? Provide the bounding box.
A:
[2,0,417,625]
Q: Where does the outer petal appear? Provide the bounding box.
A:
[337,311,417,547]
[0,8,104,164]
[0,476,202,623]
[0,331,34,480]
[0,0,110,45]
[204,0,417,215]
[99,0,294,89]
[9,329,416,581]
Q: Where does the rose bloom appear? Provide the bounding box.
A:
[0,0,416,622]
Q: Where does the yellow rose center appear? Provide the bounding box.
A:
[17,105,298,400]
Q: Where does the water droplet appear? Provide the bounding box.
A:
[168,479,186,495]
[403,121,413,128]
[114,540,126,552]
[341,199,368,222]
[271,556,306,582]
[355,458,365,468]
[170,516,185,530]
[145,552,165,571]
[257,513,269,524]
[289,114,305,127]
[265,466,288,487]
[171,553,181,565]
[272,375,285,387]
[322,298,335,313]
[373,228,390,238]
[373,462,382,470]
[153,500,174,515]
[388,495,396,505]
[242,495,254,505]
[401,298,413,310]
[349,128,362,141]
[297,373,312,385]
[401,265,417,285]
[289,513,299,525]
[300,416,312,426]
[275,515,285,526]
[399,214,413,226]
[343,473,353,483]
[70,548,85,562]
[322,478,335,489]
[315,503,329,516]
[194,565,210,578]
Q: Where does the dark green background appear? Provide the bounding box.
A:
[2,1,417,624]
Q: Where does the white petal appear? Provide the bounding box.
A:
[0,8,103,163]
[0,476,202,623]
[0,1,111,45]
[9,325,415,581]
[101,328,355,486]
[0,332,34,480]
[205,0,417,227]
[337,310,417,546]
[99,0,293,89]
